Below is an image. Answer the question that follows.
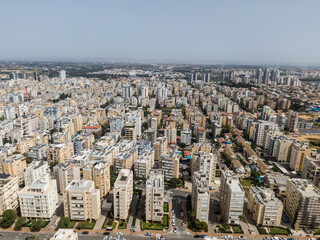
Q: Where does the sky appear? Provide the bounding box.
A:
[1,0,320,65]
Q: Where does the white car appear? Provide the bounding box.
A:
[173,227,178,233]
[272,237,279,240]
[117,232,123,236]
[238,237,245,240]
[225,235,233,239]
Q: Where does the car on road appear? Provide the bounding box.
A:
[200,235,206,238]
[117,232,123,236]
[272,237,279,240]
[0,233,4,237]
[181,212,184,217]
[280,238,287,240]
[145,233,152,236]
[263,238,271,240]
[173,227,178,233]
[225,235,233,239]
[103,232,110,235]
[238,236,245,240]
[82,231,89,235]
[194,235,200,238]
[172,209,174,213]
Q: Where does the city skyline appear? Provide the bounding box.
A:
[1,0,320,66]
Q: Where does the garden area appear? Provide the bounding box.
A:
[26,219,49,231]
[257,225,268,234]
[163,202,169,212]
[103,219,117,229]
[0,210,17,228]
[76,220,96,229]
[217,223,232,233]
[58,217,75,229]
[141,214,168,231]
[239,179,252,187]
[232,225,244,234]
[268,226,291,235]
[315,228,320,235]
[118,221,127,229]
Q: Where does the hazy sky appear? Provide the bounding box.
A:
[1,0,320,65]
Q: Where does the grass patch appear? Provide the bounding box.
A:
[240,179,252,187]
[218,223,232,233]
[58,217,75,229]
[232,225,244,234]
[118,221,127,229]
[103,219,116,229]
[315,229,320,235]
[141,214,168,231]
[76,220,96,230]
[257,225,268,234]
[163,202,169,212]
[269,226,290,235]
[26,219,49,228]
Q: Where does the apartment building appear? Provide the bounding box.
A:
[154,137,168,162]
[160,147,180,180]
[254,120,278,147]
[191,151,217,187]
[64,180,101,221]
[1,154,27,184]
[134,149,154,179]
[124,123,137,142]
[302,155,320,188]
[180,128,192,146]
[196,127,206,143]
[114,152,134,174]
[27,144,48,160]
[219,170,245,224]
[289,141,314,172]
[50,229,78,240]
[24,160,50,186]
[275,137,293,163]
[247,186,283,226]
[285,179,320,230]
[0,174,19,215]
[164,125,177,144]
[54,162,81,193]
[19,178,58,219]
[113,169,133,221]
[83,160,110,198]
[192,171,210,223]
[47,142,73,164]
[146,170,164,222]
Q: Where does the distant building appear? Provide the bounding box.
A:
[122,85,133,99]
[54,162,81,194]
[59,70,66,81]
[180,128,192,146]
[24,160,50,186]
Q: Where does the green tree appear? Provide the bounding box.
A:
[14,217,27,231]
[31,219,44,232]
[0,209,17,228]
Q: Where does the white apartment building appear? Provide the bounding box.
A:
[50,229,78,240]
[125,111,142,137]
[0,173,19,215]
[254,120,278,147]
[114,169,133,221]
[64,180,101,221]
[160,147,180,180]
[146,170,164,222]
[192,151,217,187]
[192,171,210,223]
[180,128,192,146]
[19,178,58,219]
[219,170,245,224]
[134,149,154,179]
[54,162,81,194]
[24,160,50,186]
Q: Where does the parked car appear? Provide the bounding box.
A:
[238,236,246,240]
[82,231,89,235]
[103,232,110,235]
[0,233,4,237]
[145,233,152,236]
[194,235,200,238]
[225,235,233,239]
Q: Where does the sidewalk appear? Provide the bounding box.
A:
[93,212,106,230]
